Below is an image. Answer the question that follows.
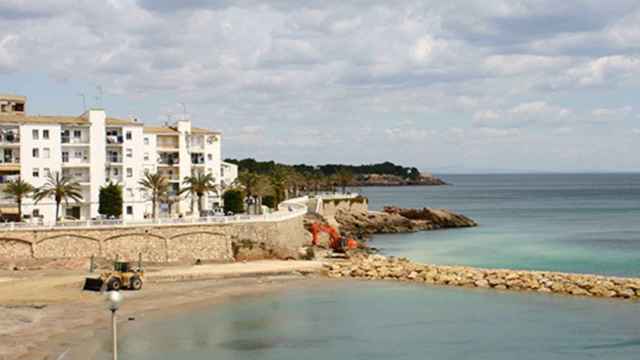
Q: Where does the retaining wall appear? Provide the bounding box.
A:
[0,214,306,262]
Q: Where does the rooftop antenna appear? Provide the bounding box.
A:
[78,93,87,112]
[95,85,103,108]
[179,102,188,121]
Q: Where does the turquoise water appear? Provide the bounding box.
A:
[89,174,640,359]
[96,281,640,360]
[362,174,640,276]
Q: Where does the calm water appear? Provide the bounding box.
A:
[89,174,640,359]
[363,174,640,277]
[95,281,640,360]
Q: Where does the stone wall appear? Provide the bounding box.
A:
[317,196,369,228]
[0,215,306,262]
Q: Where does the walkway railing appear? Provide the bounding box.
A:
[0,197,310,231]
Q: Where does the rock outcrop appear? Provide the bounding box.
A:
[333,207,477,239]
[325,254,640,300]
[354,173,447,186]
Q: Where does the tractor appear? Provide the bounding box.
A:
[83,261,144,292]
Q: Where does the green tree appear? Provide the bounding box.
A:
[3,178,34,220]
[223,189,244,214]
[237,170,260,197]
[33,172,83,222]
[182,172,218,214]
[138,172,168,219]
[335,169,354,193]
[98,182,123,218]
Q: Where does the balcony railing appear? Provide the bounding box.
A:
[0,157,20,165]
[106,135,124,144]
[61,136,89,144]
[158,158,179,166]
[0,133,20,144]
[107,156,123,163]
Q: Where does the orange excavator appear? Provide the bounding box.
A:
[310,223,360,252]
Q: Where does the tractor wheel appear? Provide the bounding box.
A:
[130,276,143,291]
[108,277,122,291]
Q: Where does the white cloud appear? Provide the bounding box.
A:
[591,106,632,119]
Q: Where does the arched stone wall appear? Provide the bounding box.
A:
[0,238,32,258]
[167,232,232,262]
[103,233,167,262]
[0,215,306,261]
[33,234,100,258]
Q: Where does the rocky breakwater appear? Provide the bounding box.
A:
[325,254,640,300]
[334,206,477,238]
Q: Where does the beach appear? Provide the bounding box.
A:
[0,261,325,360]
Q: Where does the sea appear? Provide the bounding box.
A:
[91,174,640,359]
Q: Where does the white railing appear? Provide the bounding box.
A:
[0,196,310,231]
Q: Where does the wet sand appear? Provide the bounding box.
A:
[0,261,326,360]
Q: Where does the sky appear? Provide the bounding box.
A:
[1,0,639,173]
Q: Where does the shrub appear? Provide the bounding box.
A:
[99,182,123,218]
[262,195,276,209]
[223,189,245,214]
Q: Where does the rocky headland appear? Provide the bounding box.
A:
[332,206,477,239]
[354,173,447,186]
[326,254,640,300]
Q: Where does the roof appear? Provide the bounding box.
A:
[0,114,142,127]
[192,127,221,135]
[0,94,26,102]
[143,126,179,135]
[143,126,221,135]
[106,117,143,126]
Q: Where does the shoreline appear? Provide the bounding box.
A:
[5,255,640,359]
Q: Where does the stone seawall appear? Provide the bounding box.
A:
[0,215,305,262]
[327,255,640,300]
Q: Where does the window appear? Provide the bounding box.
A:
[44,168,50,177]
[126,148,133,158]
[144,137,149,145]
[32,209,40,217]
[43,130,49,140]
[73,130,81,138]
[207,154,213,161]
[207,136,215,144]
[32,148,39,158]
[114,168,119,176]
[62,152,69,163]
[126,131,132,140]
[32,168,39,177]
[144,152,149,161]
[126,206,133,215]
[43,148,50,159]
[74,151,83,159]
[32,129,39,140]
[126,168,133,178]
[127,188,134,199]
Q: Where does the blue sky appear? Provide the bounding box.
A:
[1,0,639,173]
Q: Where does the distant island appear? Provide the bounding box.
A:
[224,159,447,188]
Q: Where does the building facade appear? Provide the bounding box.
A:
[0,94,236,223]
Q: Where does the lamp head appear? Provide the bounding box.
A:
[106,290,123,311]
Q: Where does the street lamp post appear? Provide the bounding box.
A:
[106,291,124,360]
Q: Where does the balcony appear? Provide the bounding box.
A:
[0,132,20,146]
[106,135,124,145]
[158,154,179,167]
[191,153,205,165]
[0,174,19,183]
[61,136,89,145]
[107,155,123,164]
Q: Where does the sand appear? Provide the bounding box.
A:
[0,260,326,360]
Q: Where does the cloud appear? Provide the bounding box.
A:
[3,0,640,171]
[473,101,573,127]
[591,106,633,119]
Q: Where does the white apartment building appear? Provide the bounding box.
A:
[0,94,236,223]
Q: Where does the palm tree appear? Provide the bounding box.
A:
[138,172,169,219]
[182,172,218,214]
[33,172,83,222]
[3,178,34,220]
[238,170,259,197]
